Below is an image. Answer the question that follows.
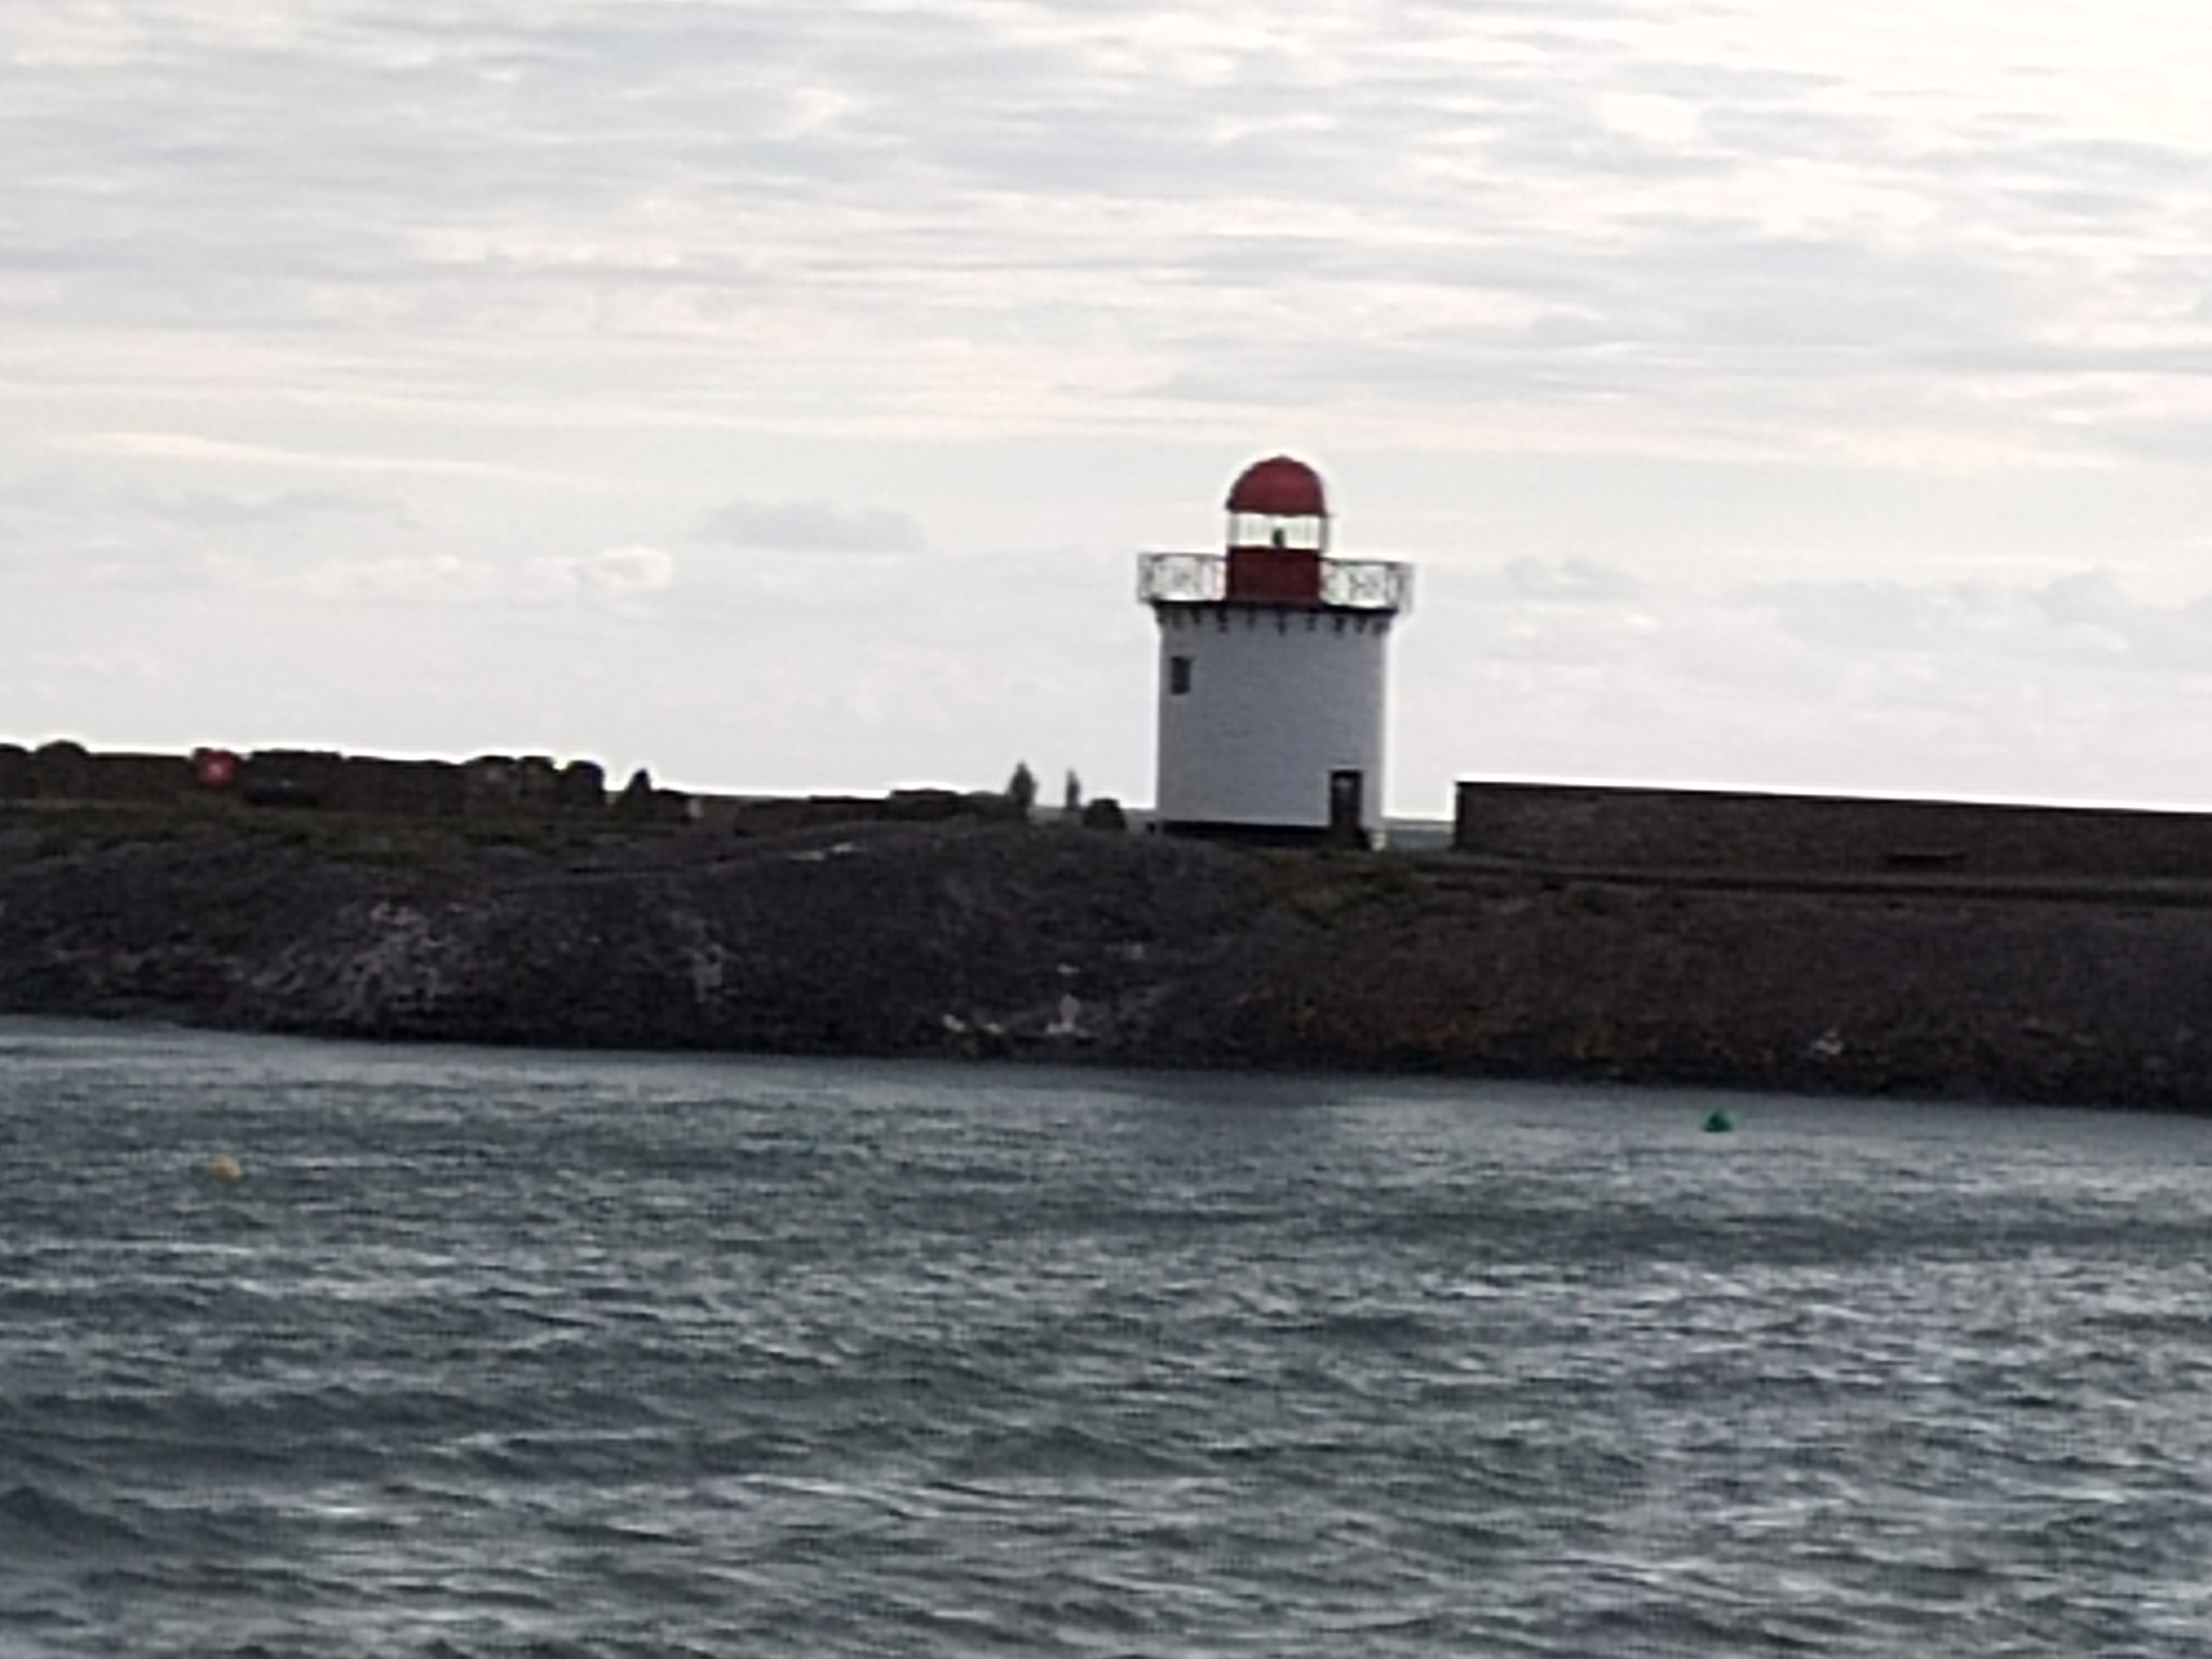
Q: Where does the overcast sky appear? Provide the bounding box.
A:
[7,1,2212,814]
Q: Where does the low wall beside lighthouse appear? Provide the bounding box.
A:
[1453,779,2212,881]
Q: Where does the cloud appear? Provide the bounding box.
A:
[156,486,408,528]
[692,498,927,556]
[201,544,676,611]
[256,552,508,608]
[0,469,416,596]
[529,543,676,599]
[1405,554,2212,807]
[9,1,2212,807]
[1499,556,1644,605]
[1740,570,2212,675]
[65,434,526,479]
[8,0,2210,465]
[0,472,405,530]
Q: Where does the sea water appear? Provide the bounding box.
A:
[3,1016,2210,1656]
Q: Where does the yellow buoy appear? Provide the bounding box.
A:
[204,1154,243,1183]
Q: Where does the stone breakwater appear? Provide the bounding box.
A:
[3,816,2211,1109]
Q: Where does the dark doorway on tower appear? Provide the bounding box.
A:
[1327,769,1366,849]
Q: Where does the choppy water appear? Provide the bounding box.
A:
[4,1019,2212,1655]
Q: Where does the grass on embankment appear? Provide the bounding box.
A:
[0,797,681,868]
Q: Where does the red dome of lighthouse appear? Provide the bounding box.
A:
[1225,456,1327,519]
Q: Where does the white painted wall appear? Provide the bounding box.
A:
[1153,604,1393,832]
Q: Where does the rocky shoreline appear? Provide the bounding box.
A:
[4,811,2211,1109]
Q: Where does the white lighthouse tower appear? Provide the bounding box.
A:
[1139,456,1412,846]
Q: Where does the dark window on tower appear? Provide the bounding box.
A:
[1168,655,1193,695]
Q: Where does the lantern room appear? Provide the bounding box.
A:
[1224,455,1331,606]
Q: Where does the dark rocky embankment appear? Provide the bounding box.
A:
[4,810,2212,1109]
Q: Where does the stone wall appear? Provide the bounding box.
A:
[1,741,612,818]
[241,750,458,814]
[0,743,194,805]
[1453,780,2212,880]
[0,739,1036,837]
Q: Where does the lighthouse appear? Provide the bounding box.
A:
[1139,457,1412,846]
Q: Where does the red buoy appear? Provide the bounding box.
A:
[193,748,241,791]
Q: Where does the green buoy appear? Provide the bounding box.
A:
[1702,1109,1734,1134]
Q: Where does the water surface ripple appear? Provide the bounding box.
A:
[4,1019,2210,1655]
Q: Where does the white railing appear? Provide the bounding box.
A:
[1137,551,1225,603]
[1137,552,1412,613]
[1322,559,1413,613]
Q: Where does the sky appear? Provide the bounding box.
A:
[7,0,2212,816]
